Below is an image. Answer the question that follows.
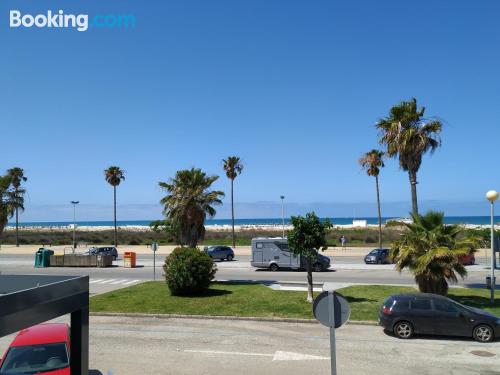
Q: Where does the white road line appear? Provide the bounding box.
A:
[123,279,140,285]
[183,350,329,361]
[97,279,117,284]
[89,279,104,284]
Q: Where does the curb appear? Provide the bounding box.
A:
[89,312,378,326]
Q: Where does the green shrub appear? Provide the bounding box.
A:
[128,238,141,245]
[163,247,217,295]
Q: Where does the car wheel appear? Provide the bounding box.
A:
[394,321,414,339]
[377,259,382,265]
[473,324,494,343]
[227,254,234,261]
[113,256,117,261]
[270,263,279,272]
[313,263,324,272]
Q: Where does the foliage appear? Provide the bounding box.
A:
[149,219,180,243]
[376,98,442,214]
[159,168,224,247]
[358,150,384,177]
[222,156,244,180]
[163,247,217,296]
[288,212,332,301]
[104,166,125,187]
[0,174,16,236]
[391,211,478,295]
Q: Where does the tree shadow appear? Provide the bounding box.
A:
[89,370,104,375]
[177,288,233,298]
[343,296,376,303]
[449,293,500,310]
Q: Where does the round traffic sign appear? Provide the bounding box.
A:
[313,291,350,328]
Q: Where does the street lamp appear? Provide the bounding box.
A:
[70,201,79,253]
[486,190,498,303]
[280,195,285,238]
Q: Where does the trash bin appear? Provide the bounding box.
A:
[486,276,496,290]
[97,254,113,268]
[34,248,54,268]
[124,252,136,268]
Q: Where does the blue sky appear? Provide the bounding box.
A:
[1,0,499,221]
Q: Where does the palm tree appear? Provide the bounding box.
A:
[159,168,224,247]
[376,98,442,215]
[222,156,244,247]
[104,166,125,247]
[359,150,384,249]
[0,174,15,238]
[391,211,476,295]
[6,168,27,247]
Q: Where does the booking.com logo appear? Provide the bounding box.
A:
[9,10,136,32]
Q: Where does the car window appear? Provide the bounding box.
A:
[0,343,69,374]
[256,243,264,249]
[393,299,409,311]
[411,299,432,310]
[275,242,289,251]
[433,299,459,313]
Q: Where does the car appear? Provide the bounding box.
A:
[379,293,500,343]
[364,248,391,264]
[459,253,475,266]
[203,245,234,261]
[89,246,118,260]
[0,323,70,375]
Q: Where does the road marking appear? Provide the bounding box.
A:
[111,279,128,285]
[183,350,328,361]
[89,279,104,284]
[97,279,117,284]
[123,279,140,285]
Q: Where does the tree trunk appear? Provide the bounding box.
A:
[415,274,448,296]
[306,258,314,302]
[113,186,117,247]
[231,179,235,248]
[15,206,19,247]
[408,170,419,216]
[375,175,382,249]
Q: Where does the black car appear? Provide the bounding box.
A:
[379,293,500,342]
[364,248,390,264]
[203,246,234,261]
[89,246,119,260]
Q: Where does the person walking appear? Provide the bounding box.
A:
[340,235,347,251]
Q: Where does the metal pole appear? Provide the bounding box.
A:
[153,248,156,281]
[73,204,76,254]
[491,202,495,304]
[281,196,285,238]
[328,291,337,375]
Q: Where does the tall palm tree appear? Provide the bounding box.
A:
[6,168,27,247]
[359,150,384,249]
[391,211,476,295]
[104,166,125,247]
[376,98,442,215]
[159,168,224,247]
[0,174,15,238]
[222,156,244,247]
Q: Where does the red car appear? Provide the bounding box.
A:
[0,323,70,375]
[459,253,476,266]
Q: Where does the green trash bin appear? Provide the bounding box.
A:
[34,248,54,268]
[34,249,44,268]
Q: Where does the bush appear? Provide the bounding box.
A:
[163,247,217,295]
[128,238,141,245]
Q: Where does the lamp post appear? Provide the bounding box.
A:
[280,195,285,238]
[70,201,79,253]
[486,190,498,304]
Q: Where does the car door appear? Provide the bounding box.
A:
[409,298,435,334]
[432,299,469,336]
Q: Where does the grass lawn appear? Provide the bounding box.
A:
[89,282,500,321]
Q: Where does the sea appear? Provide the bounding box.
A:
[6,216,500,228]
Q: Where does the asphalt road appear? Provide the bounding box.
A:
[1,316,499,374]
[0,254,494,295]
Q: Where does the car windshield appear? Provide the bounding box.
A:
[0,343,69,375]
[369,250,380,255]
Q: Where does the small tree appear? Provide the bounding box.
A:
[288,212,332,302]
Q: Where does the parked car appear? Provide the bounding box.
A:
[459,253,475,266]
[0,323,70,375]
[89,246,118,260]
[379,293,500,342]
[364,248,391,264]
[203,246,234,261]
[250,238,331,272]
